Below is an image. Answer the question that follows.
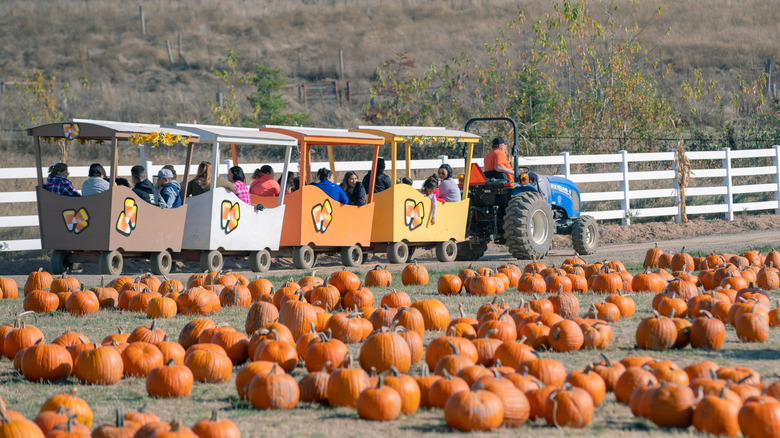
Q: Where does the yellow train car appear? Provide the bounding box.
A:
[351,126,480,263]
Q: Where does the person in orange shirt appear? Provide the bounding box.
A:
[250,165,281,197]
[483,136,514,182]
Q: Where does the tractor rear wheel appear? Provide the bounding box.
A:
[503,191,555,260]
[572,215,599,255]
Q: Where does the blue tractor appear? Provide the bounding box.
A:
[456,117,599,260]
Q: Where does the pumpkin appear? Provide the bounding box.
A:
[544,383,595,428]
[247,278,274,302]
[184,347,232,383]
[647,381,696,428]
[246,363,300,410]
[614,367,658,405]
[254,338,298,372]
[359,328,411,374]
[474,369,530,427]
[4,312,44,360]
[548,290,580,319]
[21,340,72,382]
[590,353,626,392]
[219,284,252,307]
[692,388,742,437]
[0,277,18,300]
[178,318,216,350]
[326,355,370,408]
[24,268,53,295]
[383,366,421,415]
[326,270,360,294]
[392,306,425,338]
[146,359,193,398]
[191,408,240,438]
[304,331,348,373]
[356,375,402,421]
[566,368,606,406]
[121,342,164,378]
[75,343,123,385]
[23,289,59,313]
[517,270,546,294]
[635,311,677,351]
[411,299,450,331]
[147,297,178,319]
[735,306,770,342]
[437,274,463,295]
[365,265,392,287]
[690,310,726,350]
[444,388,504,432]
[401,260,429,286]
[548,319,584,352]
[644,244,663,268]
[244,301,279,336]
[39,389,93,428]
[34,406,69,436]
[298,365,330,404]
[127,320,166,344]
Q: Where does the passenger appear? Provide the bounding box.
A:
[81,163,110,196]
[340,171,366,206]
[227,166,251,204]
[250,165,281,197]
[162,164,178,181]
[45,163,80,197]
[362,157,392,193]
[279,171,296,194]
[484,136,514,182]
[130,165,156,205]
[401,177,413,185]
[313,168,348,204]
[421,175,439,225]
[115,177,130,188]
[437,163,461,202]
[185,161,234,197]
[154,168,182,208]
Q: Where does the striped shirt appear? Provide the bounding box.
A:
[233,180,251,204]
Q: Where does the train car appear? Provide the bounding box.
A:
[351,126,480,263]
[27,119,197,275]
[252,126,384,269]
[172,123,299,272]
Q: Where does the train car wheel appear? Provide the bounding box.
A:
[200,250,224,272]
[340,245,363,267]
[99,250,123,276]
[51,250,71,275]
[292,245,316,269]
[150,250,172,275]
[387,241,409,264]
[435,239,458,262]
[249,249,272,272]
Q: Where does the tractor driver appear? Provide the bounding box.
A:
[483,137,514,182]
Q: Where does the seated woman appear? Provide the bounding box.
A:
[340,171,366,206]
[185,161,234,197]
[82,163,110,196]
[421,175,439,225]
[313,168,348,204]
[45,163,80,197]
[437,163,461,202]
[227,166,251,204]
[250,165,280,197]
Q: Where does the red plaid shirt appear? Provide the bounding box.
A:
[233,180,251,204]
[45,175,81,197]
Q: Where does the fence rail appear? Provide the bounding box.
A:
[2,146,779,251]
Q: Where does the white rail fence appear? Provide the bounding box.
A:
[2,146,779,252]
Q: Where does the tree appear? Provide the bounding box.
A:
[14,69,74,162]
[209,49,252,126]
[244,63,307,126]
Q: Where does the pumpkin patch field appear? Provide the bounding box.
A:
[0,247,779,437]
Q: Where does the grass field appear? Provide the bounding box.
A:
[0,257,777,436]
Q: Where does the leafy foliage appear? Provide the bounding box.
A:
[12,70,74,162]
[244,63,308,127]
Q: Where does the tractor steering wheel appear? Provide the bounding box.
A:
[517,166,531,175]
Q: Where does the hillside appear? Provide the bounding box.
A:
[0,0,778,165]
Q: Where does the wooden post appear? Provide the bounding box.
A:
[619,150,631,225]
[166,40,173,66]
[773,145,780,215]
[178,34,182,61]
[766,58,772,98]
[140,6,145,36]
[339,49,344,79]
[672,151,681,224]
[723,147,734,221]
[231,144,238,167]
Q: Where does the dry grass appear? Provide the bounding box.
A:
[0,0,778,156]
[0,259,778,436]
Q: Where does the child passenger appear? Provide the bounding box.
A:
[421,175,438,225]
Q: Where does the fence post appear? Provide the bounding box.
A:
[438,155,448,165]
[560,152,570,179]
[773,145,780,214]
[672,150,681,224]
[723,147,734,221]
[619,150,631,225]
[139,146,147,176]
[222,159,233,175]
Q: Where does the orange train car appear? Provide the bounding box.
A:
[252,126,384,269]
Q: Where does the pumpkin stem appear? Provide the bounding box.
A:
[114,407,124,427]
[210,408,219,422]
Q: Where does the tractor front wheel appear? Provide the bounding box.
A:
[572,215,599,255]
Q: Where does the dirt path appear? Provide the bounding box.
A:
[5,217,780,285]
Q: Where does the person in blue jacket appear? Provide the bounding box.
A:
[312,168,348,204]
